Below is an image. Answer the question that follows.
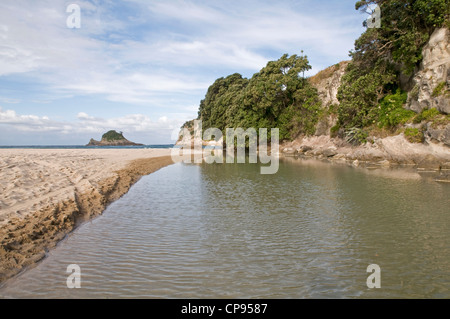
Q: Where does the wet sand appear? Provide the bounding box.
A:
[0,149,174,283]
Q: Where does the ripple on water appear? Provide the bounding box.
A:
[1,159,449,298]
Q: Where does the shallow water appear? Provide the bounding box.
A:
[1,158,449,298]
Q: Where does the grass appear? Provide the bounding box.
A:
[308,61,349,86]
[404,128,424,143]
[413,108,450,128]
[432,81,447,97]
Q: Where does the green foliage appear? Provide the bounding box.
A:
[198,73,249,133]
[432,81,447,97]
[337,60,396,128]
[354,0,449,73]
[197,53,321,141]
[182,120,194,129]
[345,127,369,145]
[404,128,424,143]
[330,123,341,138]
[377,90,415,128]
[421,107,441,120]
[102,130,124,141]
[337,0,449,132]
[191,0,449,144]
[409,85,419,101]
[413,108,442,123]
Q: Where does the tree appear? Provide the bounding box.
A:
[195,53,321,141]
[337,0,449,130]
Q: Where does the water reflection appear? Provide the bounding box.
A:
[0,158,449,298]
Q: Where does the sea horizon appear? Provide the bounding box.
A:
[0,144,175,149]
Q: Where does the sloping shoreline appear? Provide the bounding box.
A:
[281,134,450,182]
[0,153,174,284]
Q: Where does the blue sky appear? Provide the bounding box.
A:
[0,0,367,145]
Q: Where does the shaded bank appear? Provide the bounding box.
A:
[0,156,174,283]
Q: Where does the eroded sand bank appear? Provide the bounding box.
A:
[0,149,174,283]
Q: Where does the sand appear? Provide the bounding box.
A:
[0,149,174,283]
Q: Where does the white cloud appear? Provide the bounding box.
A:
[0,107,53,129]
[0,0,364,144]
[1,107,185,140]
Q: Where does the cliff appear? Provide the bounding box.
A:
[87,130,144,146]
[308,61,349,136]
[407,28,450,115]
[306,28,449,148]
[282,28,450,174]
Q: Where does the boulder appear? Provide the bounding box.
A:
[322,147,338,158]
[425,123,450,147]
[298,145,313,153]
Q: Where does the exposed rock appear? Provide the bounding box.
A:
[282,148,297,156]
[332,154,347,160]
[425,123,450,147]
[298,145,313,153]
[322,147,338,158]
[309,61,349,136]
[309,61,350,108]
[407,28,450,114]
[416,154,442,169]
[313,149,323,156]
[379,160,391,167]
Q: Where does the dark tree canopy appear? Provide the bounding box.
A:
[196,54,321,141]
[102,130,125,141]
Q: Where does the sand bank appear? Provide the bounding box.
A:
[0,149,174,283]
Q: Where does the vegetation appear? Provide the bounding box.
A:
[412,108,450,128]
[345,127,369,145]
[377,90,416,128]
[187,0,449,146]
[102,130,125,141]
[330,123,341,138]
[413,108,441,123]
[337,0,449,135]
[197,54,322,141]
[432,81,447,97]
[404,128,424,143]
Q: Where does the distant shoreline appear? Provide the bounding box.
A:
[0,145,175,149]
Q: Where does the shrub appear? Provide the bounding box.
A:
[404,128,424,143]
[330,123,340,138]
[413,108,441,123]
[377,90,415,128]
[345,127,369,145]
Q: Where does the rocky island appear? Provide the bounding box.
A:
[87,130,144,146]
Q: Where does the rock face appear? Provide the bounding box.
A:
[310,61,350,108]
[309,61,350,136]
[87,131,144,146]
[407,27,450,114]
[425,123,450,147]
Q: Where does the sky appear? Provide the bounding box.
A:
[0,0,368,145]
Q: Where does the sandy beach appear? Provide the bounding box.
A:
[0,148,174,283]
